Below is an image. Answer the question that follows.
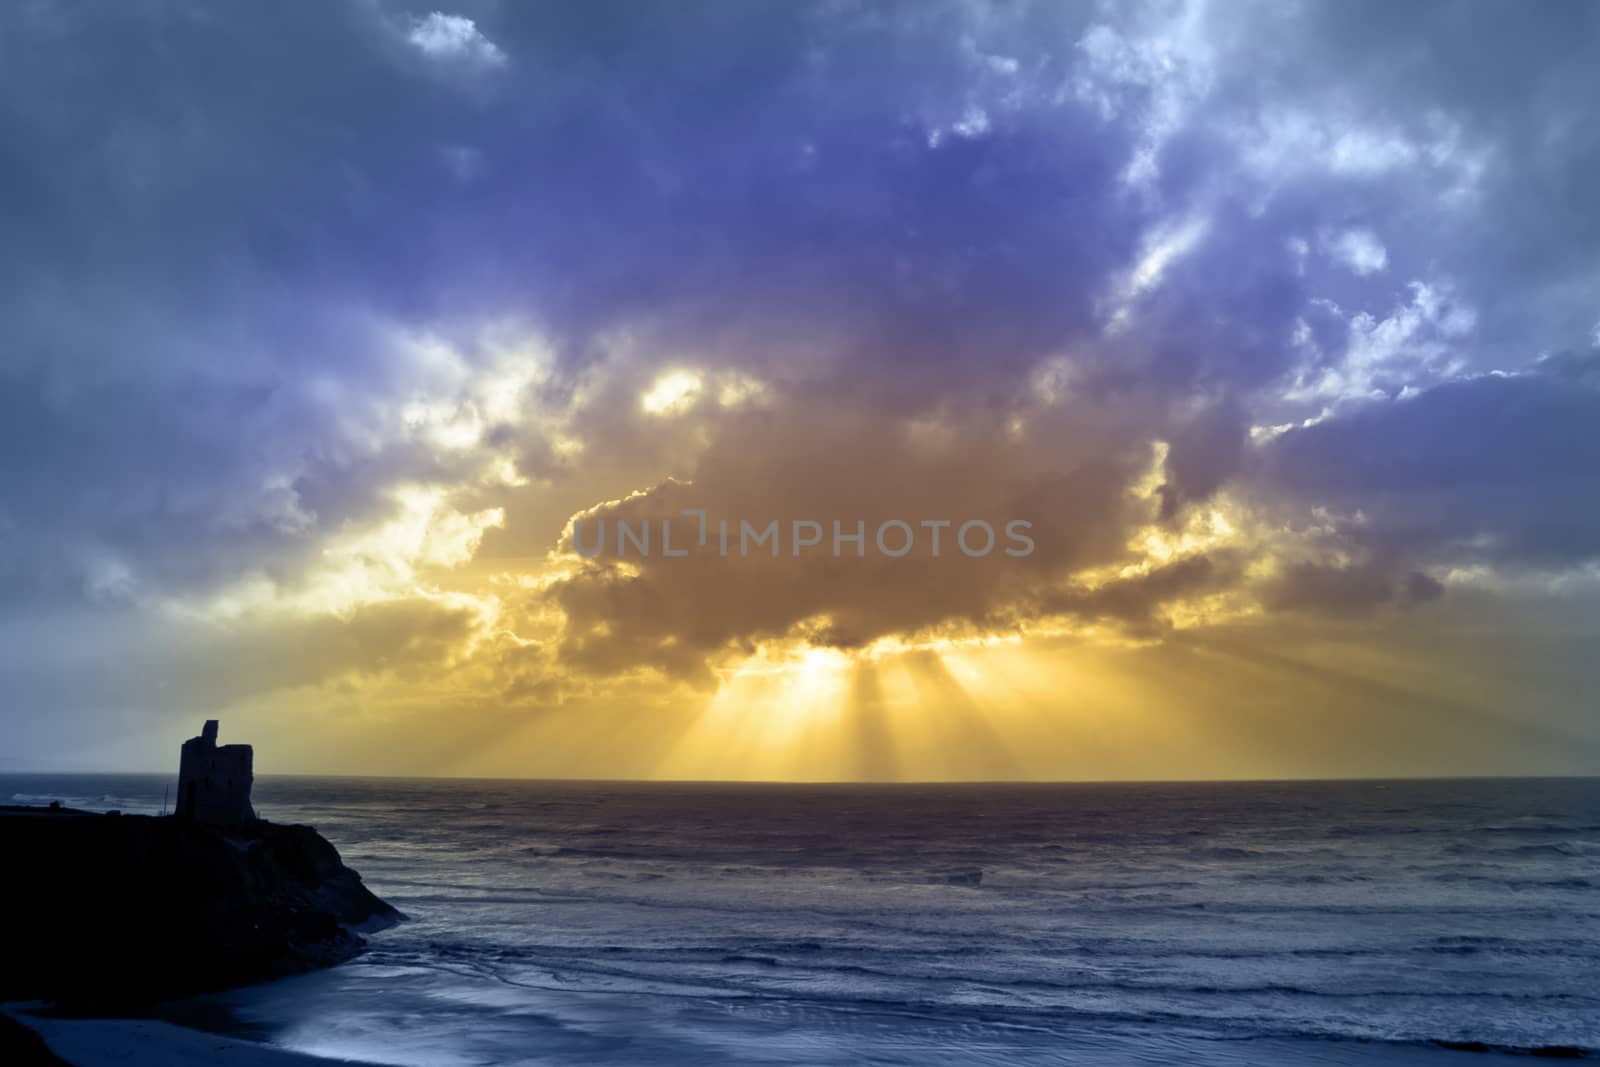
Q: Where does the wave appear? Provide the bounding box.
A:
[15,773,1598,1058]
[1444,840,1600,859]
[8,791,160,812]
[354,940,1600,1058]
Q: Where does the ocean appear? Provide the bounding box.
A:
[4,775,1597,1065]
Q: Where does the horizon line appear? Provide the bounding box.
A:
[1,769,1596,787]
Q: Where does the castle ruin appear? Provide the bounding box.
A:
[175,719,256,825]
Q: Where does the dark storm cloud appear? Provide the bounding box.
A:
[1261,352,1600,572]
[1262,562,1444,619]
[1158,403,1250,521]
[1,0,1598,715]
[543,396,1156,678]
[0,0,1132,600]
[0,2,1200,609]
[0,0,503,601]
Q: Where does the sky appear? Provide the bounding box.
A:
[2,0,1598,781]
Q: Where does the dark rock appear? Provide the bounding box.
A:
[0,809,402,1009]
[0,1013,72,1066]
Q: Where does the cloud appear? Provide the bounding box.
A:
[1262,561,1437,618]
[406,12,507,69]
[1,0,1598,773]
[540,393,1157,677]
[1259,351,1600,574]
[1326,229,1388,276]
[1035,555,1228,627]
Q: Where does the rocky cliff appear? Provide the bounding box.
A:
[0,806,402,1009]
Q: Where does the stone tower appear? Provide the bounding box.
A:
[174,719,256,824]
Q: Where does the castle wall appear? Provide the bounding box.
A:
[174,719,256,825]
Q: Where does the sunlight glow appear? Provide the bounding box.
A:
[170,484,505,622]
[641,370,704,415]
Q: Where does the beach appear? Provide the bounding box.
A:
[6,1007,1557,1066]
[7,1013,362,1067]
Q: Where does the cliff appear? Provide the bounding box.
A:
[0,806,402,1009]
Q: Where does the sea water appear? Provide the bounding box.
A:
[5,775,1597,1064]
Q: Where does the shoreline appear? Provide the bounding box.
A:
[6,1004,1574,1066]
[4,1009,367,1067]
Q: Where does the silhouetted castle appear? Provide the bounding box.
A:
[175,719,256,825]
